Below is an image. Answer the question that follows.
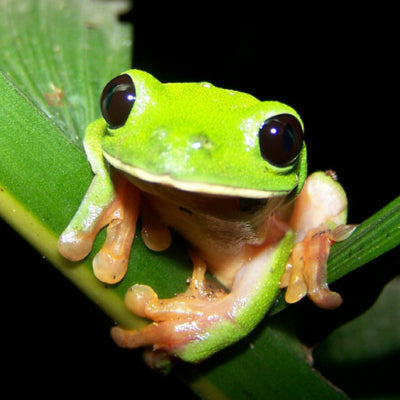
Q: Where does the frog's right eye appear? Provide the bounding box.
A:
[100,74,136,129]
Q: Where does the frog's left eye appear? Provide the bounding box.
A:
[258,114,304,167]
[100,74,136,129]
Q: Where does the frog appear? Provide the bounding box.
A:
[58,69,354,365]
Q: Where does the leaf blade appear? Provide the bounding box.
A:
[0,0,132,144]
[328,195,400,281]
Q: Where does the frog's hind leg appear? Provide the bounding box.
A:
[111,232,295,364]
[111,251,227,352]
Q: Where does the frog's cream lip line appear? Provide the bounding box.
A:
[104,151,293,199]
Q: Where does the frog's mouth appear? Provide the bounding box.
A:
[104,152,296,199]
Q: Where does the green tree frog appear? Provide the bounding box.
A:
[58,70,353,364]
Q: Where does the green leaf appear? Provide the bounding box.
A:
[328,196,400,281]
[0,0,132,144]
[0,1,399,399]
[181,320,349,399]
[314,277,400,398]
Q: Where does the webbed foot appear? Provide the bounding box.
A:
[279,171,357,309]
[280,225,355,309]
[111,231,295,364]
[111,252,228,362]
[58,174,140,284]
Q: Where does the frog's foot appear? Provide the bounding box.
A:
[111,232,295,364]
[111,253,227,358]
[280,224,356,309]
[279,171,357,309]
[58,175,140,284]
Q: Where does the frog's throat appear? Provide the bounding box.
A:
[103,151,295,199]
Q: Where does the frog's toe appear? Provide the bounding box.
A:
[284,276,307,304]
[111,319,199,351]
[58,229,94,261]
[111,325,143,348]
[281,243,307,304]
[140,202,172,252]
[302,226,343,309]
[93,249,129,284]
[124,284,159,316]
[308,286,343,310]
[124,282,214,321]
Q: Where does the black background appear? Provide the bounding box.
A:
[4,2,398,398]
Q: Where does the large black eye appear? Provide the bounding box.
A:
[258,113,304,166]
[100,74,136,129]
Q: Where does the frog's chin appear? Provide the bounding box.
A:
[103,151,295,200]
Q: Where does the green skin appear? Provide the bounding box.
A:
[59,70,347,363]
[102,70,306,196]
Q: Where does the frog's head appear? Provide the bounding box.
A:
[100,69,307,200]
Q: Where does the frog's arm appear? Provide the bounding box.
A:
[280,171,356,309]
[111,230,295,363]
[58,119,114,260]
[58,119,140,283]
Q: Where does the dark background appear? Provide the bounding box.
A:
[4,2,398,398]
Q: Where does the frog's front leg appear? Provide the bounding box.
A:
[58,119,140,283]
[111,231,295,363]
[280,171,356,309]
